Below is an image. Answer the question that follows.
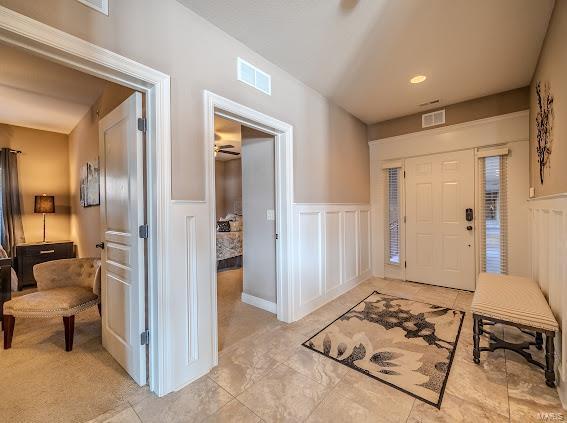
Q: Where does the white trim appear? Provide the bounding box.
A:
[476,147,509,158]
[241,293,277,314]
[368,110,529,146]
[528,192,567,201]
[382,160,403,170]
[204,91,293,368]
[0,5,171,396]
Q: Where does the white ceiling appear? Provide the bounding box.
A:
[178,0,554,123]
[0,43,108,134]
[215,115,242,161]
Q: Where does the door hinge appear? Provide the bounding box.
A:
[404,261,407,268]
[403,216,406,223]
[137,117,147,133]
[140,329,150,345]
[403,171,406,178]
[139,224,149,239]
[275,233,279,240]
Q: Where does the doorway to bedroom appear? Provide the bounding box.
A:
[214,115,279,352]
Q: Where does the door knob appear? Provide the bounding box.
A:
[95,242,105,250]
[466,225,473,231]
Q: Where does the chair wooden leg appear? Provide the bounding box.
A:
[3,315,14,349]
[63,315,75,352]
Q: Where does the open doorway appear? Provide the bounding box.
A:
[214,115,279,351]
[0,41,150,421]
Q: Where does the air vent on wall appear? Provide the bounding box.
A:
[237,58,271,95]
[76,0,108,15]
[422,109,445,128]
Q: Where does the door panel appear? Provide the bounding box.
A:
[99,92,146,385]
[406,150,475,290]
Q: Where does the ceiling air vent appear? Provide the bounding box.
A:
[76,0,109,15]
[422,109,445,128]
[237,58,271,95]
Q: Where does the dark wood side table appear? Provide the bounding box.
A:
[15,241,74,290]
[0,257,13,325]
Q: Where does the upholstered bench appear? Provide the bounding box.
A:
[471,272,559,387]
[2,258,101,352]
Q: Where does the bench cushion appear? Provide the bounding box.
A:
[2,286,99,318]
[472,272,558,332]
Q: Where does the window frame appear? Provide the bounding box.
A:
[477,148,509,275]
[382,160,405,279]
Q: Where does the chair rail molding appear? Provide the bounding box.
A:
[528,196,567,406]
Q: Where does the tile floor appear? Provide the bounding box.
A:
[90,276,566,423]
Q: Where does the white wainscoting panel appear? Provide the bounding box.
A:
[293,204,371,320]
[168,201,213,391]
[529,195,567,405]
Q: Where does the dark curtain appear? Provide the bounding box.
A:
[0,148,25,256]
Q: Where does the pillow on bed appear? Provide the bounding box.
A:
[229,221,242,232]
[217,221,231,232]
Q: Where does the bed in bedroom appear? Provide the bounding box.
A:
[216,216,243,271]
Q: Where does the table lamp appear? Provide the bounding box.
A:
[34,194,55,243]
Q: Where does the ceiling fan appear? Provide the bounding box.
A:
[214,144,240,156]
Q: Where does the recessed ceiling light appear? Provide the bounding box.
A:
[410,75,427,84]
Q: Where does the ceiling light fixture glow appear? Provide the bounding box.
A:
[410,75,427,84]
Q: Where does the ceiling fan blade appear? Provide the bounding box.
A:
[218,144,235,149]
[219,150,240,156]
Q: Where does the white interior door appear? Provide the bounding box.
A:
[99,92,146,385]
[405,150,475,290]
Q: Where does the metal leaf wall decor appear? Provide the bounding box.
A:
[536,81,554,184]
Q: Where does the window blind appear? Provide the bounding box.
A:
[384,168,400,265]
[479,155,508,274]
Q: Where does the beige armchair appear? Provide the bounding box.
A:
[2,258,101,351]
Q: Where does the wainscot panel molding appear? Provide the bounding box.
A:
[168,200,213,391]
[528,196,567,406]
[292,203,371,320]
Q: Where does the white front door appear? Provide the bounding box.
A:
[99,92,146,385]
[405,150,475,291]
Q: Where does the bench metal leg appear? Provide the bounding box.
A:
[535,332,543,350]
[473,315,481,364]
[545,332,556,388]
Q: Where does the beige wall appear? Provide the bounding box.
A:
[0,0,370,204]
[0,124,70,243]
[68,82,134,258]
[530,0,567,197]
[368,87,530,141]
[223,159,242,216]
[214,161,225,219]
[215,159,242,219]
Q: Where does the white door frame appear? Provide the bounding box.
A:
[0,6,171,395]
[204,91,293,365]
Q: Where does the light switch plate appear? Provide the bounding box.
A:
[266,209,275,221]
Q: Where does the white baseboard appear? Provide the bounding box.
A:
[293,270,371,321]
[241,292,277,314]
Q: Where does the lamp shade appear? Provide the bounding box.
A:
[34,195,55,214]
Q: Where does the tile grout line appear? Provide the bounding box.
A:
[404,398,417,423]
